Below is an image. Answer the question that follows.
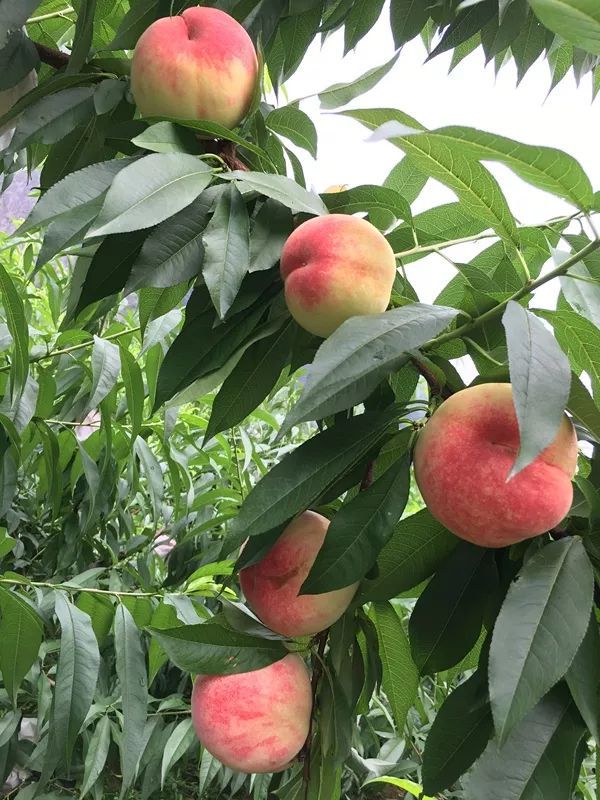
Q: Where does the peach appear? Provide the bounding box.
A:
[130,8,258,128]
[280,214,397,338]
[413,383,577,548]
[239,511,358,637]
[191,654,311,773]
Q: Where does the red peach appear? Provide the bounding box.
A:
[239,510,358,637]
[280,214,397,338]
[191,654,311,773]
[131,8,258,128]
[413,383,577,548]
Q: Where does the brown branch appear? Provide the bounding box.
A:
[301,629,328,791]
[410,355,452,400]
[34,41,70,69]
[202,139,249,171]
[360,461,374,492]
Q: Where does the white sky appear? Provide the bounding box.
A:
[284,7,599,308]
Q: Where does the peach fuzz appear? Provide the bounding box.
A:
[131,8,258,128]
[280,214,397,338]
[239,510,359,637]
[191,654,311,773]
[413,383,578,548]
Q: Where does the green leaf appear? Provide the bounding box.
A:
[266,105,317,157]
[138,283,188,335]
[76,229,149,312]
[222,171,327,216]
[387,201,488,258]
[155,116,270,161]
[229,407,398,541]
[249,198,293,273]
[343,0,385,51]
[372,131,520,246]
[0,586,43,706]
[566,614,600,742]
[422,670,493,795]
[20,157,136,233]
[80,715,111,798]
[363,777,434,800]
[148,600,179,684]
[433,125,594,210]
[343,110,519,245]
[52,593,100,766]
[529,0,600,56]
[428,1,496,59]
[109,0,156,49]
[0,263,28,400]
[281,304,459,433]
[8,86,95,154]
[467,686,587,800]
[89,154,213,237]
[383,156,428,205]
[321,184,411,224]
[131,121,201,154]
[0,0,42,47]
[0,31,39,92]
[119,345,144,441]
[88,336,121,411]
[134,436,163,520]
[409,544,496,674]
[358,508,458,602]
[389,0,431,48]
[125,190,218,292]
[302,458,410,593]
[372,602,419,734]
[67,0,97,73]
[154,288,270,407]
[489,538,594,743]
[160,718,195,788]
[202,182,250,319]
[204,319,293,441]
[567,372,600,442]
[502,301,570,476]
[318,50,401,109]
[511,12,547,83]
[114,603,148,794]
[148,622,287,674]
[76,593,115,647]
[537,308,600,396]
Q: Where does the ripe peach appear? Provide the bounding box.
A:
[191,654,311,773]
[239,510,358,637]
[131,8,258,128]
[413,383,577,548]
[280,214,397,338]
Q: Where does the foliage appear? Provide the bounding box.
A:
[0,2,599,800]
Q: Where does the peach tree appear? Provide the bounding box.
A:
[0,1,599,798]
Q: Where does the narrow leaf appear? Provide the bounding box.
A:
[202,182,250,319]
[502,300,571,476]
[489,538,594,743]
[115,603,148,793]
[372,602,419,734]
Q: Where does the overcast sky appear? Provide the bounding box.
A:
[286,8,599,307]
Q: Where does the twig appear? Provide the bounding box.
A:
[202,140,249,171]
[302,630,328,792]
[34,42,70,69]
[423,237,600,352]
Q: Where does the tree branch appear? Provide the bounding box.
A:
[423,237,600,352]
[302,629,328,791]
[34,41,70,69]
[202,140,249,171]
